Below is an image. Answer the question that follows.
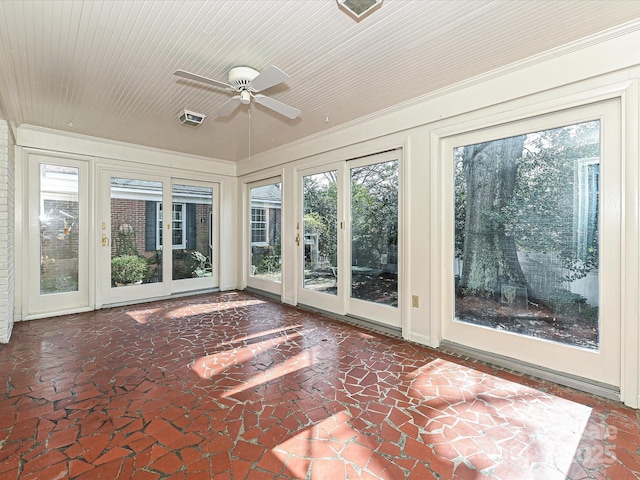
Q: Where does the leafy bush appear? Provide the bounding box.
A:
[547,288,598,324]
[259,254,280,274]
[111,255,148,285]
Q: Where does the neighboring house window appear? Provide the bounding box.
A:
[574,159,599,263]
[157,203,187,249]
[251,208,268,244]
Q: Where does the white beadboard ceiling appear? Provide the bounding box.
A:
[0,0,639,162]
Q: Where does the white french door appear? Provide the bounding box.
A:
[440,100,621,387]
[101,171,168,305]
[27,153,90,317]
[346,152,400,326]
[298,163,345,313]
[100,171,218,305]
[297,150,401,329]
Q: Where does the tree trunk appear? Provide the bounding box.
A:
[460,136,528,296]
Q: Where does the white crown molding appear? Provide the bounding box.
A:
[17,124,236,177]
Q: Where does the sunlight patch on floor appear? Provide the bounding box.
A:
[190,331,303,379]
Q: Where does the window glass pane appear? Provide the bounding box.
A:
[454,121,600,350]
[110,178,163,285]
[302,172,337,294]
[171,184,213,281]
[351,160,398,307]
[251,208,268,244]
[250,183,282,282]
[171,204,185,247]
[40,164,79,294]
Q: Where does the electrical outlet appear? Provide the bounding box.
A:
[412,295,419,308]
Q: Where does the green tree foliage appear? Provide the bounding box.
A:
[351,161,398,267]
[302,162,399,270]
[505,121,600,281]
[303,172,338,262]
[455,120,600,297]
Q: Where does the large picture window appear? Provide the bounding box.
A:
[454,120,601,350]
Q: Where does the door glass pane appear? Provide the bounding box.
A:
[351,160,398,306]
[110,178,163,286]
[39,164,79,294]
[171,184,214,280]
[454,121,600,350]
[303,171,338,294]
[250,183,282,282]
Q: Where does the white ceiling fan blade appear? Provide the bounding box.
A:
[250,66,289,92]
[254,94,301,120]
[217,96,242,116]
[174,69,234,90]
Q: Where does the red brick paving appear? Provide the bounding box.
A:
[0,291,638,479]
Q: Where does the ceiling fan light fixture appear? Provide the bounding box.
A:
[179,110,206,127]
[228,66,260,89]
[240,90,251,105]
[337,0,382,20]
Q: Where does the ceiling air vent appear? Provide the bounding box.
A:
[179,110,206,127]
[337,0,382,20]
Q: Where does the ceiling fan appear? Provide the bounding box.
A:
[174,65,301,120]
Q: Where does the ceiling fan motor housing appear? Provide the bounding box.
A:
[228,66,260,90]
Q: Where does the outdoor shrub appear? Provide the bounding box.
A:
[111,255,148,285]
[547,288,598,324]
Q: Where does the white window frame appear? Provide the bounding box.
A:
[157,202,187,250]
[251,207,269,246]
[436,100,621,393]
[574,157,599,264]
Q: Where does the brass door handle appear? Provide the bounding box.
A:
[295,233,301,246]
[102,234,109,246]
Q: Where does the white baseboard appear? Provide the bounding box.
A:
[405,331,430,346]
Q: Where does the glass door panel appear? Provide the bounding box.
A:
[350,160,398,306]
[347,151,401,327]
[297,165,344,313]
[249,182,282,283]
[302,171,338,295]
[105,174,168,304]
[171,183,217,292]
[110,177,163,286]
[40,164,80,294]
[28,155,89,316]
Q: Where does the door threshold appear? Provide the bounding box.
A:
[104,288,220,309]
[299,303,402,338]
[440,340,620,402]
[243,289,403,338]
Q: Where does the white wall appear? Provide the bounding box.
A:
[0,119,15,343]
[237,24,640,407]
